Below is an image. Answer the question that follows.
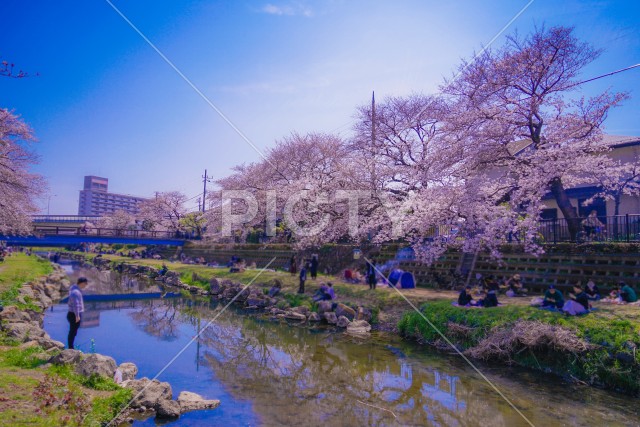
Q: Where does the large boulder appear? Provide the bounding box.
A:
[292,306,310,316]
[284,311,307,321]
[3,322,46,342]
[33,336,65,351]
[177,391,220,413]
[0,306,31,323]
[355,307,373,322]
[118,362,138,381]
[122,378,173,408]
[246,297,267,308]
[75,353,117,378]
[335,304,356,321]
[336,316,351,328]
[155,399,181,419]
[323,312,338,324]
[347,320,372,335]
[233,288,250,303]
[308,312,321,322]
[50,349,83,366]
[209,278,222,293]
[317,301,333,315]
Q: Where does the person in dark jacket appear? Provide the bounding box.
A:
[366,259,377,290]
[310,255,319,280]
[458,286,474,306]
[289,255,297,275]
[585,280,600,300]
[542,285,564,309]
[563,283,590,316]
[298,264,307,294]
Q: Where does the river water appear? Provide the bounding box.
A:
[43,262,640,427]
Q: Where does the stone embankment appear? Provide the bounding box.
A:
[0,263,219,424]
[87,256,375,335]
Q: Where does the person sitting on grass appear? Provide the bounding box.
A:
[541,285,564,309]
[611,281,638,303]
[505,274,528,297]
[159,263,169,276]
[477,283,500,308]
[585,280,601,301]
[268,281,282,298]
[313,283,331,302]
[562,283,590,316]
[458,285,475,306]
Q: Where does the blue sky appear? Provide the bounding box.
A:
[2,0,639,214]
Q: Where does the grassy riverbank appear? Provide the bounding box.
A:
[398,300,640,395]
[64,250,640,394]
[0,344,132,426]
[0,253,53,310]
[65,251,435,326]
[0,254,132,426]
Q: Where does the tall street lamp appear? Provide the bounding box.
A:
[47,194,57,216]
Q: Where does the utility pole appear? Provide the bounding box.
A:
[197,197,201,212]
[202,169,208,213]
[371,91,377,193]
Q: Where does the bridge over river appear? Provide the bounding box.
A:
[0,215,190,246]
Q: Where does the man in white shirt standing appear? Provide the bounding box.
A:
[67,277,88,349]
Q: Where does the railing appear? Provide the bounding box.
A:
[31,226,196,240]
[537,214,640,243]
[31,215,102,223]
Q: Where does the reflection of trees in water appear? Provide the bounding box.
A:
[70,267,162,295]
[128,299,186,341]
[165,303,509,427]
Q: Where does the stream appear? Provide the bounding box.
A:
[43,261,640,427]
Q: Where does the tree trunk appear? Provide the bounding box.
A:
[549,177,581,240]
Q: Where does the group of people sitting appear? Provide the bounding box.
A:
[456,273,527,308]
[457,281,500,308]
[534,280,637,314]
[458,274,638,316]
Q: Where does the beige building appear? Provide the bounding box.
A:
[78,176,148,216]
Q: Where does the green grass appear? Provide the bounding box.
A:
[65,250,409,325]
[0,346,50,369]
[0,349,133,426]
[0,253,53,310]
[48,364,122,391]
[85,387,134,426]
[398,300,640,394]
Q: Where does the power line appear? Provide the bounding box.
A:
[570,63,640,88]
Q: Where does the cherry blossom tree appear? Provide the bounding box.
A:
[352,93,449,196]
[442,26,627,239]
[137,191,188,232]
[207,26,630,261]
[209,132,368,246]
[97,209,134,234]
[0,108,46,234]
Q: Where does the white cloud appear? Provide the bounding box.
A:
[260,3,313,17]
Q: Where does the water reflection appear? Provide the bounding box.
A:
[44,269,640,427]
[123,299,639,427]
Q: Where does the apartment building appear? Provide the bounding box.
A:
[78,176,148,216]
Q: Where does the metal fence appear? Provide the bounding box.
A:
[31,215,102,223]
[538,214,640,243]
[31,226,195,240]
